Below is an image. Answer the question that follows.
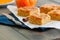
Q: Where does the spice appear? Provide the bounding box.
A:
[0,0,12,4]
[22,17,29,22]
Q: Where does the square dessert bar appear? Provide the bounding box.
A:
[40,4,57,14]
[56,6,60,10]
[48,10,60,21]
[17,7,39,17]
[29,13,51,25]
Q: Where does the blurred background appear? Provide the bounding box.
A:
[36,0,60,6]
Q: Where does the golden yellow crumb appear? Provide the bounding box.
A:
[17,7,39,17]
[29,13,51,25]
[48,10,60,21]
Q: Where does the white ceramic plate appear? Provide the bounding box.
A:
[0,0,15,6]
[7,5,60,29]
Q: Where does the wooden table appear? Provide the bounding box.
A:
[0,0,60,40]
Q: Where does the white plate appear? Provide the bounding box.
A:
[7,5,60,29]
[0,0,15,6]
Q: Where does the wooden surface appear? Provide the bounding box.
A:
[0,22,60,40]
[0,0,60,40]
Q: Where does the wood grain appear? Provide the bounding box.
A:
[14,28,60,40]
[0,25,28,40]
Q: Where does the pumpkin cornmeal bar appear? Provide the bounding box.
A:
[17,7,39,17]
[29,13,51,25]
[56,6,60,10]
[48,10,60,21]
[40,4,57,14]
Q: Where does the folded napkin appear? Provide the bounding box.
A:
[0,13,50,31]
[0,14,15,25]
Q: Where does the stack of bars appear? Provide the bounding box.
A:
[17,4,60,25]
[40,4,60,21]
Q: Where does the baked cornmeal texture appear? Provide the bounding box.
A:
[29,13,51,25]
[40,4,57,14]
[17,7,39,17]
[48,10,60,21]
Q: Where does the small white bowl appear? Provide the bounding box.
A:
[0,0,15,7]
